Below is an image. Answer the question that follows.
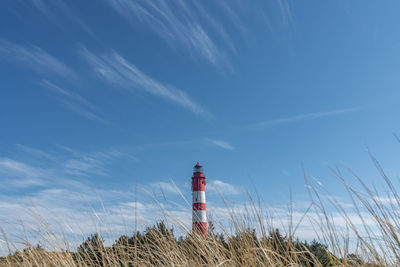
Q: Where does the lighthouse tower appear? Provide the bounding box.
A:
[192,162,207,236]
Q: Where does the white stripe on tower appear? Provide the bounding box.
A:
[192,191,206,203]
[192,210,207,222]
[192,162,207,236]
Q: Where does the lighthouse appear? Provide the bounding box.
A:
[192,162,207,236]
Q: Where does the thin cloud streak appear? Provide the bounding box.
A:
[80,46,208,116]
[0,146,135,189]
[277,0,294,26]
[16,144,56,161]
[0,158,48,188]
[151,181,181,195]
[251,107,363,129]
[0,39,75,79]
[207,139,234,150]
[209,180,240,195]
[41,80,107,124]
[42,80,95,110]
[18,0,97,39]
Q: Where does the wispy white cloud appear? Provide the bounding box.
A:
[151,181,181,195]
[59,146,133,178]
[0,41,106,123]
[372,196,398,205]
[215,1,245,38]
[0,158,48,188]
[0,145,135,189]
[41,80,107,124]
[17,0,96,38]
[103,0,232,69]
[102,0,296,70]
[208,180,240,195]
[0,39,75,79]
[251,107,363,129]
[80,47,207,116]
[64,156,111,177]
[277,0,294,26]
[42,80,95,109]
[16,144,56,161]
[207,139,234,150]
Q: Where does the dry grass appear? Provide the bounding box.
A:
[0,231,344,267]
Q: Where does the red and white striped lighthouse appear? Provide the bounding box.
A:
[192,162,207,236]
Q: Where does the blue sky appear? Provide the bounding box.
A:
[1,0,400,247]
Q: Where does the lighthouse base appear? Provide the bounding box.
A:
[192,222,207,236]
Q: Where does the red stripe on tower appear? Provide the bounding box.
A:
[192,162,207,236]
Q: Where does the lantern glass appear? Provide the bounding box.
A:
[193,166,203,173]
